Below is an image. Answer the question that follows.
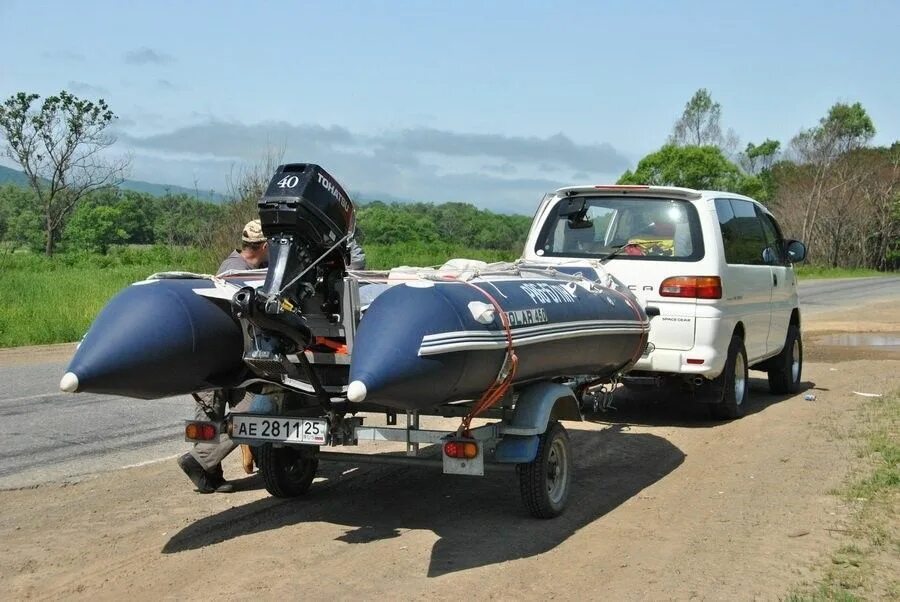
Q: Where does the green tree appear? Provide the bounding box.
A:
[357,203,440,245]
[0,91,128,255]
[152,193,223,246]
[0,184,40,250]
[618,144,761,195]
[670,89,723,147]
[63,203,129,253]
[742,139,781,174]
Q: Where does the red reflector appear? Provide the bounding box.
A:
[686,358,705,365]
[659,276,722,299]
[200,424,217,440]
[443,441,461,458]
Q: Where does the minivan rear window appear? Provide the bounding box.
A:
[534,196,704,261]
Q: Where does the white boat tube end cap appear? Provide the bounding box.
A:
[60,372,79,393]
[347,380,367,402]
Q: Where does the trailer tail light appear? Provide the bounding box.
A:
[659,276,722,299]
[185,422,218,441]
[443,440,478,459]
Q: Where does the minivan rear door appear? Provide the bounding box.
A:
[532,194,705,351]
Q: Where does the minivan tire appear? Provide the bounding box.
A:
[767,324,802,394]
[708,334,749,420]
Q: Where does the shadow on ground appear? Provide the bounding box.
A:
[163,426,684,577]
[586,376,815,428]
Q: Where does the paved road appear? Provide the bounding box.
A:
[0,358,192,489]
[798,275,900,314]
[1,276,897,489]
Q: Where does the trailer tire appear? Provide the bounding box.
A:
[257,444,318,498]
[517,421,572,518]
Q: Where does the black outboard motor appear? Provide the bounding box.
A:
[231,164,357,395]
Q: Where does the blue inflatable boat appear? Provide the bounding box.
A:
[346,265,649,410]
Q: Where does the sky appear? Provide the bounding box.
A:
[1,0,898,214]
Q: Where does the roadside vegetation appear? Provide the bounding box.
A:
[795,266,890,280]
[787,391,899,601]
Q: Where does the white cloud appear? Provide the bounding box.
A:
[124,47,174,65]
[118,119,629,213]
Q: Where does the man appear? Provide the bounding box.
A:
[177,219,268,493]
[347,236,366,270]
[218,218,269,272]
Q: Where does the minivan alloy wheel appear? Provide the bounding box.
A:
[734,352,746,404]
[791,339,800,382]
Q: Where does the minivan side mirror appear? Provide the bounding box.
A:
[785,240,806,263]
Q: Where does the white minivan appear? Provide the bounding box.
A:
[522,185,807,419]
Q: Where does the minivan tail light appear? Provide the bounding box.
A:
[659,276,722,299]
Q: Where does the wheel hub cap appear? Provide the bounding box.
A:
[734,353,746,404]
[791,340,800,382]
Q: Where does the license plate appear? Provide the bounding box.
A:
[231,415,327,445]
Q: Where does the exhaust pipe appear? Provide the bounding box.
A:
[693,376,704,387]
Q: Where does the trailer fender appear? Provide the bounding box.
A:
[504,381,582,437]
[494,435,539,463]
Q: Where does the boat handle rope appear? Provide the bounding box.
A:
[449,278,519,437]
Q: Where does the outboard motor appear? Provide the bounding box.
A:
[232,163,357,396]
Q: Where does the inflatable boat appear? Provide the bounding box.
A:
[347,263,648,410]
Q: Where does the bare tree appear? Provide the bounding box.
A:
[670,88,723,147]
[0,91,129,255]
[197,145,285,266]
[786,102,875,247]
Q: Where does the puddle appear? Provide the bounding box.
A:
[817,334,900,351]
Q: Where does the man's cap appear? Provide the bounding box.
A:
[242,219,266,243]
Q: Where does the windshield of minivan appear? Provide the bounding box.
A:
[534,196,704,261]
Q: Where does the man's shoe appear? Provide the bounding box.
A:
[177,453,215,494]
[208,473,235,493]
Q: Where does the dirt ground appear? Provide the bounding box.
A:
[1,303,898,600]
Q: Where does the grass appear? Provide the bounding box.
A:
[0,244,520,347]
[795,266,892,280]
[0,247,212,347]
[787,391,900,601]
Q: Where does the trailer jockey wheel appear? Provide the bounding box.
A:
[517,421,572,518]
[257,444,318,498]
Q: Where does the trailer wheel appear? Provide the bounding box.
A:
[517,421,572,518]
[257,444,318,498]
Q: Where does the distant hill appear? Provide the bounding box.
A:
[0,164,226,203]
[0,164,29,187]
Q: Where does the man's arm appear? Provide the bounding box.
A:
[347,238,366,270]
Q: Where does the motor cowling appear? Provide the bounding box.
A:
[256,163,356,305]
[259,163,355,254]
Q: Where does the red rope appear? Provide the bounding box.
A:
[453,280,519,437]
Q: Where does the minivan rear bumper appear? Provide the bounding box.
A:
[631,315,733,379]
